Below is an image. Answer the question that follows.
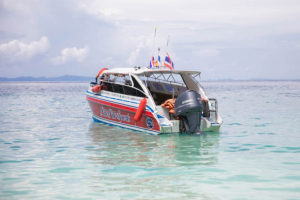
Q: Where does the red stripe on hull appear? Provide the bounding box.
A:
[87,96,160,132]
[86,96,153,117]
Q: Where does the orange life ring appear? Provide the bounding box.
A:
[91,85,101,93]
[134,98,147,121]
[161,98,176,115]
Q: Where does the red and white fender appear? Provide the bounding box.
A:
[134,98,147,122]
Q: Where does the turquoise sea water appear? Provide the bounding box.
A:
[0,81,300,200]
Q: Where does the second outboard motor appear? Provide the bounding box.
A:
[175,90,203,134]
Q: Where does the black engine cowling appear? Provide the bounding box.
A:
[175,90,203,134]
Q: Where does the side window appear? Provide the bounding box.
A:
[100,74,109,81]
[123,85,136,96]
[109,74,115,82]
[100,73,145,97]
[112,84,124,94]
[135,89,146,97]
[115,75,125,85]
[123,85,146,97]
[131,76,144,92]
[124,75,132,86]
[103,82,113,92]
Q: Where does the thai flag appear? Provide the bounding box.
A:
[149,56,155,68]
[164,53,174,69]
[154,60,160,68]
[157,55,161,68]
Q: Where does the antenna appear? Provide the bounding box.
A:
[152,27,157,55]
[147,27,157,68]
[166,35,170,49]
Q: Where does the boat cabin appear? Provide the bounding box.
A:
[92,68,207,105]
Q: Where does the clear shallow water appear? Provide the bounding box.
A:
[0,81,300,200]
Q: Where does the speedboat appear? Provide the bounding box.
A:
[86,66,222,135]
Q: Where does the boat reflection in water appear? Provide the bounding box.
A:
[86,122,220,168]
[85,123,221,198]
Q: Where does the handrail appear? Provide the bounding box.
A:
[208,98,218,112]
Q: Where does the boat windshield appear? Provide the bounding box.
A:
[189,72,204,90]
[137,72,187,105]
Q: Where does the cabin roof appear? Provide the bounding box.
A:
[102,67,201,76]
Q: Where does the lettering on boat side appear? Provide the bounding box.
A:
[100,106,130,123]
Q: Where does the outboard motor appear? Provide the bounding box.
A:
[175,90,203,134]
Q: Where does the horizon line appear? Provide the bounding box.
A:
[0,75,299,82]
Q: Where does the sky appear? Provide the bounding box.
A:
[0,0,300,80]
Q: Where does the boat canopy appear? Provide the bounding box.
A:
[101,67,201,76]
[99,67,203,91]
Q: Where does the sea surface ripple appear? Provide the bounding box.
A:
[0,81,300,200]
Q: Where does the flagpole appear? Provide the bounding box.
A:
[148,27,157,68]
[166,35,170,49]
[152,27,157,56]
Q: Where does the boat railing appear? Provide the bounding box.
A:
[208,98,218,121]
[138,72,186,88]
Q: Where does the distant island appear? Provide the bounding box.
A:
[0,75,93,82]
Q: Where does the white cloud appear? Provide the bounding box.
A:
[77,0,300,25]
[1,0,300,79]
[127,36,152,65]
[52,46,89,65]
[0,36,50,61]
[98,8,120,17]
[78,1,120,19]
[0,0,38,14]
